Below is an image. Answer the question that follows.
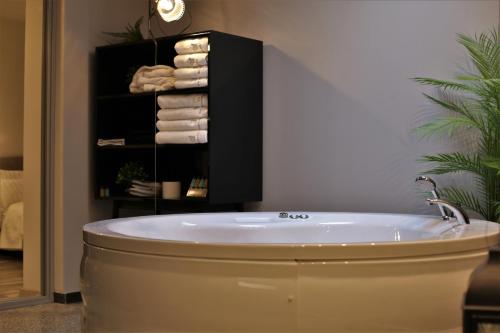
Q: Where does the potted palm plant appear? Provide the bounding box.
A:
[414,29,500,222]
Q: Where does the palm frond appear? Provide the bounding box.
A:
[420,153,484,176]
[415,28,500,222]
[483,156,500,175]
[416,115,479,138]
[439,187,487,218]
[413,77,471,92]
[458,32,498,79]
[494,201,500,219]
[421,93,485,129]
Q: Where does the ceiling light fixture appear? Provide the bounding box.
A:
[156,0,185,22]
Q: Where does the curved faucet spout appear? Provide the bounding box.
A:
[426,198,470,225]
[415,176,449,220]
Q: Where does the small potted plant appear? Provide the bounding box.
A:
[115,161,148,194]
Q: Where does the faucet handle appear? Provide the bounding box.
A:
[416,176,454,219]
[415,176,438,193]
[426,198,470,225]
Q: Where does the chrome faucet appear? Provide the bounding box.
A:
[415,176,450,220]
[426,198,470,225]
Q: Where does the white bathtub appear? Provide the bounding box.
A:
[81,212,500,333]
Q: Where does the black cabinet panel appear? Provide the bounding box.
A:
[94,31,262,213]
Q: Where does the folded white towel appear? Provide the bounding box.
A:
[127,189,157,197]
[175,78,208,89]
[174,53,208,68]
[97,138,125,146]
[157,107,208,121]
[156,118,208,131]
[174,66,208,80]
[175,37,209,55]
[157,94,208,109]
[129,65,175,93]
[131,180,161,188]
[156,130,208,144]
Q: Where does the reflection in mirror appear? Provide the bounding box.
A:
[0,0,44,301]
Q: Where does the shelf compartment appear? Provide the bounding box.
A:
[97,87,209,101]
[94,30,262,210]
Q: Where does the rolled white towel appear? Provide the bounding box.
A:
[137,76,175,85]
[143,67,175,78]
[174,66,208,80]
[174,53,208,68]
[157,94,208,109]
[130,65,175,93]
[156,118,208,131]
[175,78,208,89]
[143,81,175,92]
[157,107,208,121]
[175,37,209,55]
[155,130,208,144]
[134,65,174,77]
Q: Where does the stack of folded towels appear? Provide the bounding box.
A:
[129,65,176,93]
[127,180,161,197]
[155,94,208,144]
[173,37,209,89]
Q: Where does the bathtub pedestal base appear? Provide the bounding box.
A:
[82,243,487,333]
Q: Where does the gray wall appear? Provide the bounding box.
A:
[184,0,499,214]
[56,0,499,293]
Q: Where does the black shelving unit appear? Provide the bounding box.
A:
[94,31,263,217]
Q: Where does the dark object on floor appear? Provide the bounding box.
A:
[463,246,500,332]
[54,291,82,304]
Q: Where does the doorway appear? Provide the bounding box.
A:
[0,0,53,308]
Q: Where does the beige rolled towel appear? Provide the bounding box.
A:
[155,130,208,144]
[137,76,175,85]
[174,53,208,68]
[175,37,209,55]
[157,107,208,121]
[157,94,208,109]
[143,67,175,78]
[175,78,208,89]
[129,65,175,93]
[156,118,208,131]
[174,66,208,80]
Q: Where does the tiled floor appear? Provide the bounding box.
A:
[0,303,81,333]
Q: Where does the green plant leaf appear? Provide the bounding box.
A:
[414,28,500,222]
[482,156,500,175]
[413,77,471,92]
[416,115,478,138]
[420,153,485,176]
[439,187,487,218]
[102,16,144,43]
[116,162,148,187]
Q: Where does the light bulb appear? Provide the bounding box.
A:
[156,0,185,22]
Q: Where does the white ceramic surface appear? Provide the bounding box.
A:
[81,212,500,332]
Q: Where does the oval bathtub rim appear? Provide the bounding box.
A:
[83,212,500,261]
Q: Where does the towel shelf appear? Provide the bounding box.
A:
[94,30,262,217]
[97,87,209,101]
[96,144,208,150]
